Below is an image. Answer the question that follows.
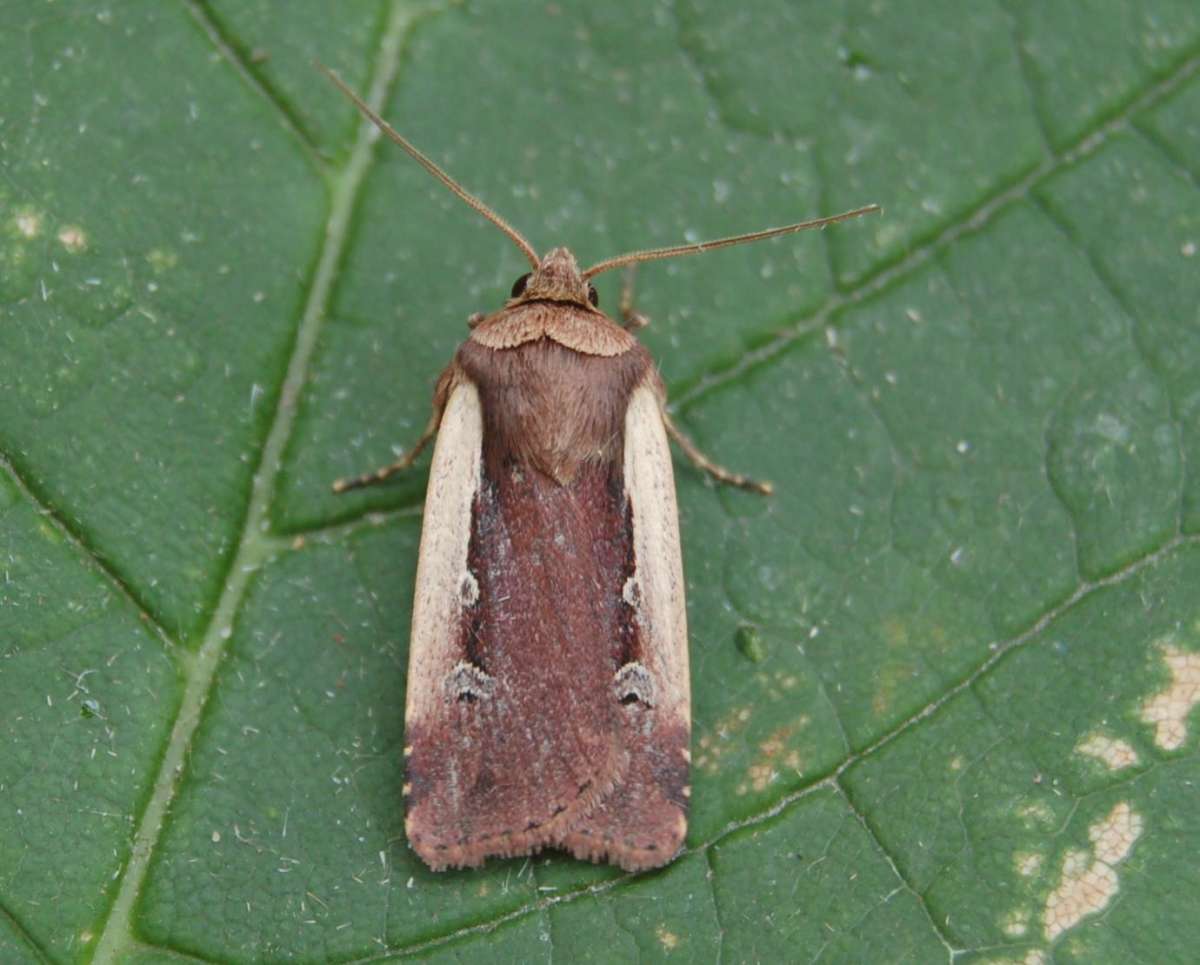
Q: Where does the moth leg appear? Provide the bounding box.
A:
[619,265,649,332]
[332,365,456,494]
[662,411,773,495]
[331,411,439,493]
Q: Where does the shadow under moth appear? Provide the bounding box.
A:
[324,68,877,873]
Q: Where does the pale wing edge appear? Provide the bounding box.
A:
[405,377,483,728]
[622,381,690,722]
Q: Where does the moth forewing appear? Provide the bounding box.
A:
[621,380,689,726]
[322,65,878,873]
[402,377,482,732]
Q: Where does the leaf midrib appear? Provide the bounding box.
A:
[88,3,429,960]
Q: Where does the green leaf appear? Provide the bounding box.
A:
[1,1,1197,961]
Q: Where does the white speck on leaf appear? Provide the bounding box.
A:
[1092,412,1130,444]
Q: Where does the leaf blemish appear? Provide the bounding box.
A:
[1075,733,1139,771]
[738,721,806,795]
[694,704,755,774]
[146,248,178,272]
[1139,637,1200,751]
[1014,851,1043,877]
[1043,802,1143,941]
[57,225,87,252]
[1001,909,1029,937]
[15,210,41,238]
[1017,801,1057,830]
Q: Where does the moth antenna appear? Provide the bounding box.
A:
[581,204,881,279]
[319,63,540,269]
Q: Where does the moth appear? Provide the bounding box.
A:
[324,68,877,872]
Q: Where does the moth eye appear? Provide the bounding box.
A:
[587,283,599,307]
[510,272,531,298]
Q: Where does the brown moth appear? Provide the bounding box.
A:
[323,67,878,872]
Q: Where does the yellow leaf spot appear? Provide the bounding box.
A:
[1076,733,1139,771]
[1017,801,1055,829]
[146,247,179,272]
[1043,802,1143,941]
[1014,851,1042,877]
[1002,909,1029,937]
[1089,801,1142,865]
[16,211,41,238]
[656,925,680,951]
[1140,641,1200,750]
[58,225,87,252]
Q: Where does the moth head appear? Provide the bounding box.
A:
[508,248,599,309]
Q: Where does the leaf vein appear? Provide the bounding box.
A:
[1000,0,1056,156]
[671,52,1200,413]
[1030,189,1188,541]
[87,3,428,961]
[836,781,956,956]
[1133,113,1200,189]
[0,896,52,964]
[0,454,179,654]
[181,0,327,172]
[704,847,727,965]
